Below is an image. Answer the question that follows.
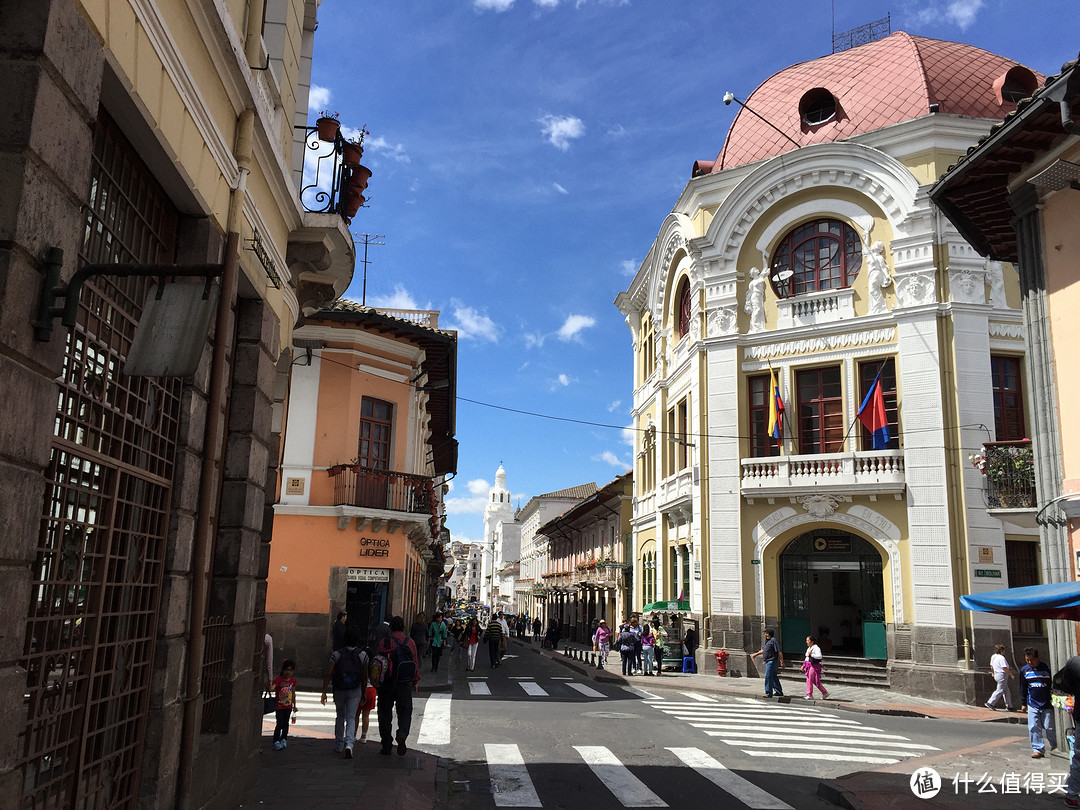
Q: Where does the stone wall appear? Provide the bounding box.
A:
[266,612,332,680]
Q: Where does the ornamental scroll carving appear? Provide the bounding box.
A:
[796,494,851,517]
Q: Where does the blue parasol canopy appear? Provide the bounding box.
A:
[960,581,1080,621]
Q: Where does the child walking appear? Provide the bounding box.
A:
[354,680,377,744]
[271,658,298,750]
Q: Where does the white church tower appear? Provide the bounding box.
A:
[480,463,515,607]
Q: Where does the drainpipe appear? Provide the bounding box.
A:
[175,109,253,810]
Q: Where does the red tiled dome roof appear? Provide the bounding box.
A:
[713,31,1043,171]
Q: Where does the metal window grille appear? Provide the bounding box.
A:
[200,616,229,732]
[18,111,181,809]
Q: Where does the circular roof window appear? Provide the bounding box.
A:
[799,87,837,127]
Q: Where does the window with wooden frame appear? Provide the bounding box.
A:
[796,366,844,454]
[990,355,1026,440]
[770,218,862,296]
[676,397,689,470]
[676,278,692,338]
[641,312,655,380]
[358,397,393,469]
[748,374,780,457]
[858,358,899,450]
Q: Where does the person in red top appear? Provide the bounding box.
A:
[270,659,297,750]
[376,615,420,756]
[465,617,481,671]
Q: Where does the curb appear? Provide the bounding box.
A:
[816,779,865,810]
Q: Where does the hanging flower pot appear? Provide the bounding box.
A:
[344,188,365,218]
[342,141,364,167]
[316,114,340,142]
[348,165,373,193]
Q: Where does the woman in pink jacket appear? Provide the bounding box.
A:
[592,619,613,667]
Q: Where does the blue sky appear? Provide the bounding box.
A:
[308,0,1079,548]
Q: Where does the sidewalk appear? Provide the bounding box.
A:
[520,637,1071,809]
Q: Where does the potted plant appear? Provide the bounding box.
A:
[341,127,369,167]
[315,111,340,142]
[348,164,373,193]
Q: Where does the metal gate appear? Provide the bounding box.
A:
[18,112,181,809]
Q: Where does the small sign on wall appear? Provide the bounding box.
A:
[285,477,305,495]
[348,567,390,582]
[974,569,1002,578]
[978,546,994,564]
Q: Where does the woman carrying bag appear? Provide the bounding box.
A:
[985,644,1016,710]
[803,635,829,699]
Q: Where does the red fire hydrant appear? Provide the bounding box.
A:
[714,649,730,677]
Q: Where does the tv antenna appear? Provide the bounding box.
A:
[352,233,385,306]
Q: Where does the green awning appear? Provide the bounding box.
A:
[642,600,690,612]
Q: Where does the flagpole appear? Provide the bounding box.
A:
[843,361,888,448]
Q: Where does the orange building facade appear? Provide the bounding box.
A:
[267,302,457,675]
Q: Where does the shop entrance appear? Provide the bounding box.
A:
[346,580,388,645]
[779,530,886,659]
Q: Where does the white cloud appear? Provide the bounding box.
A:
[620,259,638,277]
[308,85,332,113]
[444,301,500,342]
[523,332,545,349]
[474,0,515,10]
[444,478,492,515]
[557,313,596,342]
[534,0,559,6]
[366,284,430,310]
[553,182,569,195]
[607,400,622,413]
[539,114,586,150]
[621,424,636,447]
[908,0,984,30]
[365,135,411,164]
[605,123,627,138]
[467,478,490,495]
[547,373,574,390]
[595,450,631,468]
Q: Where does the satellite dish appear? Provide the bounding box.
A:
[772,270,794,283]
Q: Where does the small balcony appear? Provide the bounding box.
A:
[977,440,1036,510]
[741,449,905,500]
[331,466,434,514]
[776,287,855,329]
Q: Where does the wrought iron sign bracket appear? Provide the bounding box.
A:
[34,246,224,342]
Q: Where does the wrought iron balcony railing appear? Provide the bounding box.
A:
[981,440,1036,509]
[331,466,434,514]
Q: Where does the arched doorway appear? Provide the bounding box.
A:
[778,529,886,660]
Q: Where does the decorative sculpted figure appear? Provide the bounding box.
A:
[986,259,1007,308]
[865,240,892,314]
[744,266,766,333]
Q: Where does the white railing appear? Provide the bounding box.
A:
[633,491,656,518]
[375,308,439,329]
[657,467,694,510]
[741,450,905,495]
[776,288,855,329]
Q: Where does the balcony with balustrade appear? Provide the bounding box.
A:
[740,449,905,501]
[328,465,437,537]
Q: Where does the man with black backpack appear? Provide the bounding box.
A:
[374,615,420,756]
[320,625,368,759]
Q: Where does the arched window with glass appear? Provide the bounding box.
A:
[770,218,862,297]
[675,277,692,338]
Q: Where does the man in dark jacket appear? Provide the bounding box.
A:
[331,610,348,650]
[375,615,420,756]
[484,615,504,668]
[750,628,784,697]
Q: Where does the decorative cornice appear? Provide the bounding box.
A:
[745,327,895,360]
[989,322,1025,340]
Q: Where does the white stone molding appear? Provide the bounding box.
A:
[989,322,1025,340]
[949,266,987,304]
[754,199,878,257]
[706,305,738,338]
[744,266,767,333]
[795,493,851,518]
[986,259,1008,309]
[895,272,937,307]
[744,327,895,361]
[751,504,904,623]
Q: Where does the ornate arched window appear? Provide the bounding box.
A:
[676,278,692,338]
[770,218,862,297]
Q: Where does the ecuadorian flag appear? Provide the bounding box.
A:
[768,369,784,448]
[858,371,891,450]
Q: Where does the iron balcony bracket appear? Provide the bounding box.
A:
[34,246,224,342]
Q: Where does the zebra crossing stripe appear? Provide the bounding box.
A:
[416,693,451,745]
[520,682,548,696]
[740,749,900,765]
[573,746,667,807]
[470,682,492,696]
[666,748,792,810]
[693,724,922,742]
[728,739,935,755]
[565,682,605,698]
[678,691,717,702]
[486,744,542,807]
[623,686,661,700]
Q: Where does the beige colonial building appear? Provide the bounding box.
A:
[616,31,1045,702]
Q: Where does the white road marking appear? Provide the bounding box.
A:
[565,682,605,698]
[469,682,492,696]
[416,693,451,745]
[741,749,900,765]
[486,744,542,807]
[678,691,717,702]
[573,746,667,807]
[520,682,549,696]
[622,685,661,700]
[723,738,937,754]
[666,747,793,810]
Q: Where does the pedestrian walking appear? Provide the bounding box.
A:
[617,623,636,676]
[484,614,504,667]
[331,610,348,651]
[497,612,510,661]
[352,678,376,745]
[653,631,664,676]
[1020,646,1055,758]
[803,635,828,699]
[428,611,448,672]
[592,619,612,667]
[750,629,785,697]
[1053,656,1080,807]
[641,623,657,676]
[320,626,368,758]
[465,617,481,671]
[375,615,420,756]
[628,617,643,674]
[985,644,1016,710]
[270,658,298,750]
[532,617,542,643]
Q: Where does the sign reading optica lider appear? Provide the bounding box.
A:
[348,567,390,582]
[358,536,391,557]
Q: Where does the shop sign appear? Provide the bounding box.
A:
[974,569,1002,579]
[348,567,390,582]
[813,536,851,553]
[358,536,391,558]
